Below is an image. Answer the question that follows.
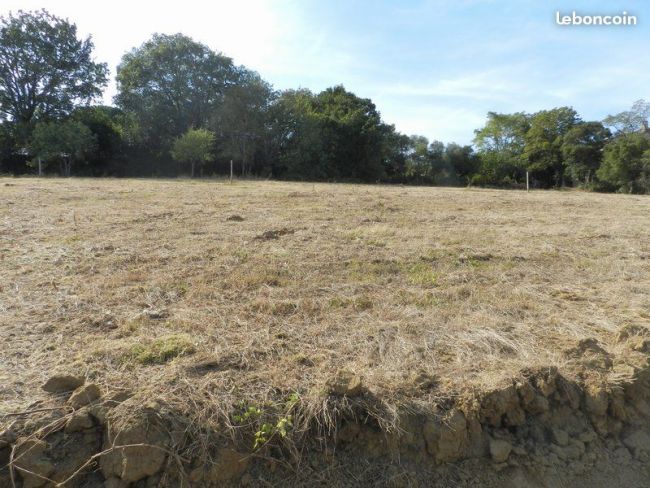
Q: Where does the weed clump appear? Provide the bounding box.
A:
[126,334,196,365]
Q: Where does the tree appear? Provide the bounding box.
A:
[171,128,215,177]
[71,106,128,175]
[561,122,610,185]
[212,70,275,176]
[0,10,108,131]
[116,34,236,156]
[603,100,650,135]
[272,86,394,182]
[597,133,650,193]
[311,85,389,181]
[473,112,529,185]
[523,107,579,186]
[29,120,95,176]
[404,135,431,181]
[443,143,477,184]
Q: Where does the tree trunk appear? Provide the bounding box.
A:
[191,161,195,178]
[38,157,42,177]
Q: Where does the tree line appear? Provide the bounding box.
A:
[1,10,649,193]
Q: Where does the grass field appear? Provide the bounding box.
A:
[2,177,650,422]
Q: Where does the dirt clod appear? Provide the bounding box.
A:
[65,409,94,433]
[14,438,54,488]
[41,374,84,393]
[68,383,101,409]
[489,438,512,463]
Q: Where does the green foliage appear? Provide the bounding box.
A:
[232,393,299,450]
[115,33,235,156]
[29,120,95,176]
[473,112,529,185]
[561,122,610,185]
[0,10,107,127]
[171,128,215,177]
[212,71,275,176]
[274,86,394,181]
[597,133,650,193]
[523,107,579,185]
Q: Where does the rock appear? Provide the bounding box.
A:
[489,438,512,463]
[65,409,94,433]
[525,395,549,415]
[613,446,632,465]
[326,371,365,397]
[68,383,101,409]
[88,404,110,425]
[578,429,597,444]
[551,428,569,447]
[204,448,250,483]
[14,438,55,488]
[480,385,519,427]
[427,410,467,463]
[226,214,245,222]
[100,416,169,483]
[41,374,84,393]
[622,430,650,455]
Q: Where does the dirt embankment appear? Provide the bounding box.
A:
[2,332,650,487]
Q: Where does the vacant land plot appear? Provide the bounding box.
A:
[2,178,649,408]
[1,178,650,486]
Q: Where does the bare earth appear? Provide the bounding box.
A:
[1,178,650,415]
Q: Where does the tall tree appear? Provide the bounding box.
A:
[71,106,127,174]
[523,107,579,186]
[115,33,236,156]
[561,122,610,185]
[404,135,431,181]
[0,10,108,130]
[212,70,275,176]
[473,112,529,185]
[597,133,650,193]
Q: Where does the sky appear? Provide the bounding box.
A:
[2,0,649,144]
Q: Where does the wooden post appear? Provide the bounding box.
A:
[38,157,42,177]
[526,171,529,192]
[230,160,233,183]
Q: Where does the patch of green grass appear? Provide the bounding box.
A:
[406,262,438,287]
[347,259,402,282]
[125,334,196,365]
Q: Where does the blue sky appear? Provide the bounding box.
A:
[3,0,649,144]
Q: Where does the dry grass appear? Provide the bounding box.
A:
[1,177,649,426]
